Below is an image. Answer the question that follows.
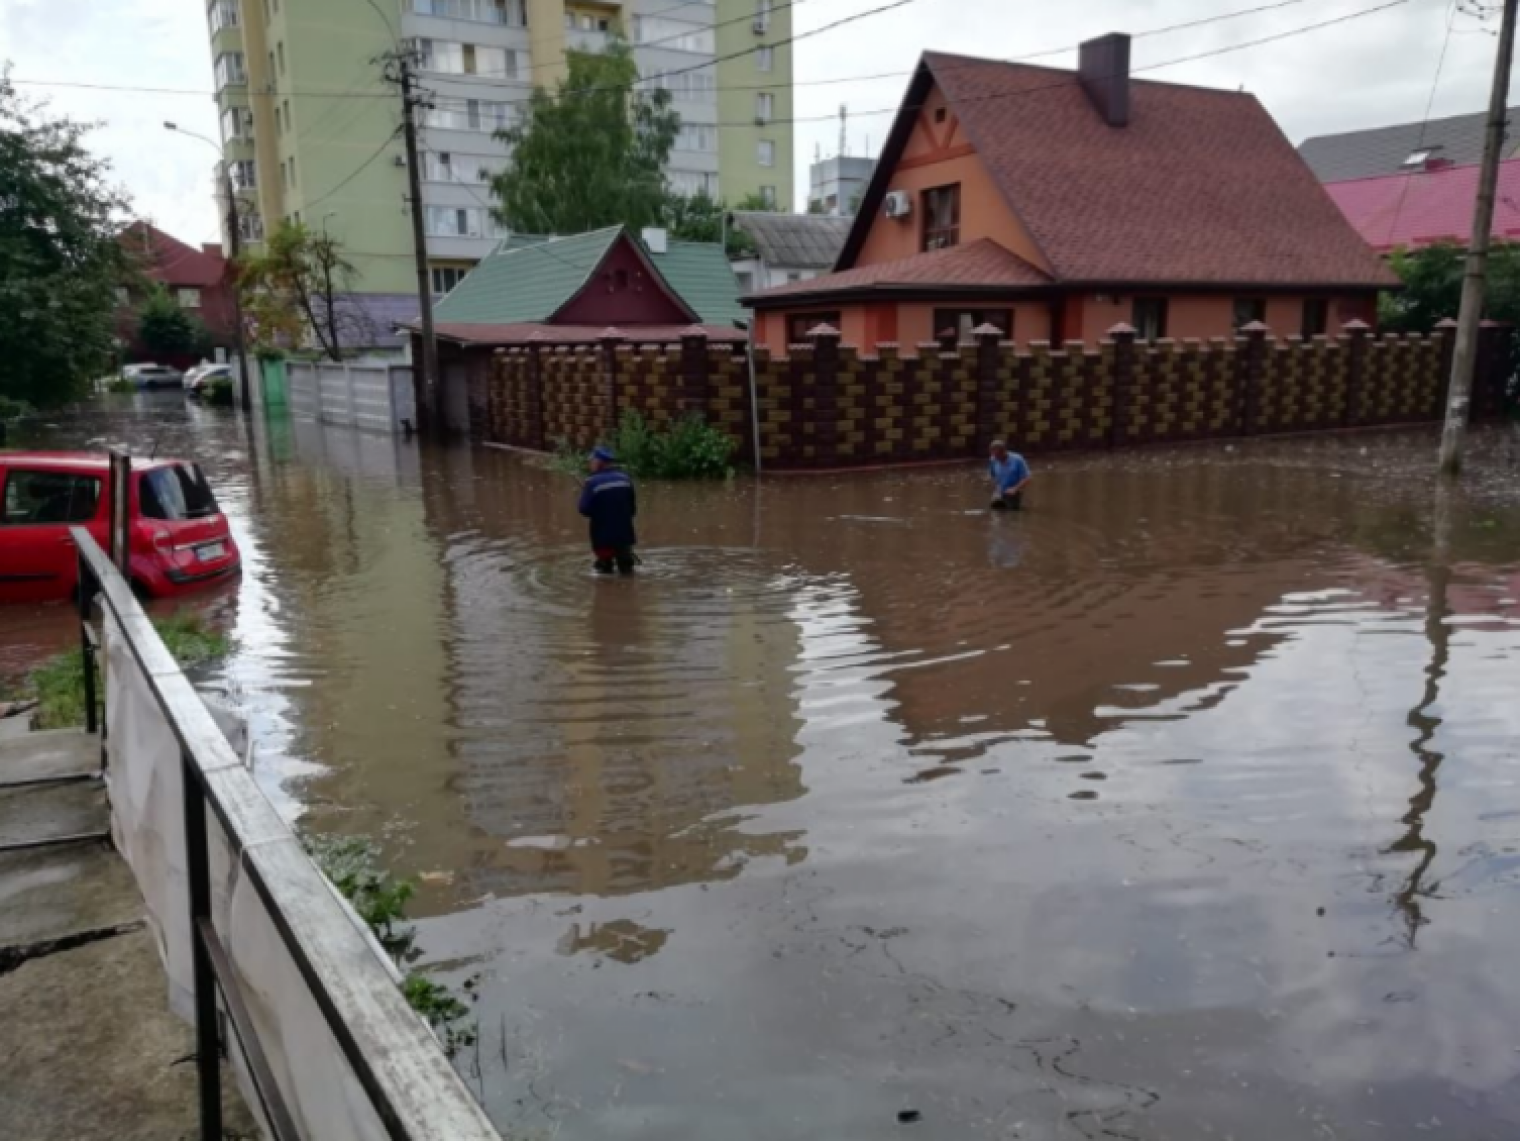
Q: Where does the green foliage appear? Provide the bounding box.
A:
[104,376,136,394]
[137,286,208,357]
[0,394,35,419]
[490,39,680,234]
[238,221,365,361]
[205,376,235,407]
[1380,241,1520,333]
[734,192,778,213]
[7,612,230,730]
[662,190,755,258]
[0,73,133,408]
[303,834,477,1056]
[609,410,736,480]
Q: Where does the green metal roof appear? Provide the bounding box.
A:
[433,226,744,329]
[433,227,620,325]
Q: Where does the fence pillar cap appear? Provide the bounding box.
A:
[1341,319,1371,333]
[1479,318,1511,328]
[807,323,841,338]
[971,323,1005,339]
[1239,320,1271,335]
[1432,318,1459,329]
[598,326,625,341]
[679,324,709,339]
[1107,322,1137,337]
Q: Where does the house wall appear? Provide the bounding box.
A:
[484,323,1505,470]
[1076,292,1383,343]
[854,83,1050,272]
[555,239,695,327]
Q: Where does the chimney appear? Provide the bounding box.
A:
[1078,32,1131,128]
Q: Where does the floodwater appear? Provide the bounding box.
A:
[5,393,1520,1140]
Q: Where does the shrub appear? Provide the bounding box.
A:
[104,376,136,394]
[610,410,736,479]
[205,376,235,407]
[0,395,34,420]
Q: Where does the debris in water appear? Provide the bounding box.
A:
[897,1110,922,1124]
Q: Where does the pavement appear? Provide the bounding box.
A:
[0,725,254,1140]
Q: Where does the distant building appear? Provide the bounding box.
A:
[729,211,853,294]
[114,221,235,365]
[809,154,876,216]
[1298,106,1520,183]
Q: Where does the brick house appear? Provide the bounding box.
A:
[116,221,236,365]
[746,34,1397,351]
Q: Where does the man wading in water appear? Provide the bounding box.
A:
[988,439,1032,510]
[578,446,638,575]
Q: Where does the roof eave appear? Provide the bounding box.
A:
[745,282,1055,309]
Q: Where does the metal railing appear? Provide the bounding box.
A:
[73,527,501,1141]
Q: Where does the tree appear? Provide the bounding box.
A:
[0,73,131,408]
[1379,240,1520,333]
[489,40,680,235]
[137,286,208,357]
[662,190,755,258]
[237,220,371,360]
[734,192,778,213]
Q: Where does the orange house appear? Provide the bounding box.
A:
[746,34,1397,351]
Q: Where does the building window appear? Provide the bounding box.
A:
[231,159,256,190]
[277,41,286,74]
[758,139,775,167]
[284,99,291,132]
[209,0,240,35]
[756,92,774,122]
[923,184,960,251]
[787,311,840,342]
[289,155,297,187]
[214,52,246,89]
[2,470,101,526]
[1132,297,1168,341]
[760,185,777,208]
[757,45,774,72]
[409,0,527,25]
[1233,298,1267,330]
[220,107,252,142]
[934,309,1012,341]
[431,265,470,296]
[735,271,754,293]
[1301,298,1329,338]
[755,0,773,32]
[274,105,282,135]
[177,288,202,309]
[425,205,495,237]
[676,124,718,153]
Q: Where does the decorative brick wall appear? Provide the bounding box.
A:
[482,320,1511,470]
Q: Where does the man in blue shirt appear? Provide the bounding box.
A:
[578,446,638,574]
[988,439,1032,510]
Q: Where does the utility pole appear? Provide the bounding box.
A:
[221,165,255,414]
[1438,0,1518,476]
[396,51,442,434]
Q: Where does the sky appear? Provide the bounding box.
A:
[0,0,1507,245]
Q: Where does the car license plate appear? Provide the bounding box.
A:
[196,542,225,562]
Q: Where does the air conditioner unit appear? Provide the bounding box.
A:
[883,190,912,219]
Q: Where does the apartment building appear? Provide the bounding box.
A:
[206,0,794,312]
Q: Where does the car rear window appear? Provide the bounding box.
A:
[2,469,102,525]
[139,464,219,520]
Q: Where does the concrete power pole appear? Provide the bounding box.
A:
[221,167,255,414]
[1438,0,1518,476]
[398,52,442,434]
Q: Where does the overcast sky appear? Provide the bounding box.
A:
[0,0,1506,244]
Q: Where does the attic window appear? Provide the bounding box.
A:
[1401,149,1433,167]
[934,107,947,123]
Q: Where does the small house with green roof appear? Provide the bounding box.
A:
[408,225,747,433]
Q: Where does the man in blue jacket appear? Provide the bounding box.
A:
[988,439,1032,510]
[578,446,638,574]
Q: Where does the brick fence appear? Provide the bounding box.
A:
[481,320,1513,470]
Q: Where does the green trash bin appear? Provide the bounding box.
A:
[261,357,288,409]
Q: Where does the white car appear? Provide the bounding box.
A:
[123,363,183,390]
[184,364,231,395]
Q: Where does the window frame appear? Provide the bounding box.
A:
[1301,298,1329,339]
[1233,297,1267,331]
[758,139,776,168]
[933,308,1013,342]
[922,184,961,252]
[1132,297,1168,341]
[787,311,841,343]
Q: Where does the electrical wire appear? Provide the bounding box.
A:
[1382,0,1463,246]
[303,125,405,210]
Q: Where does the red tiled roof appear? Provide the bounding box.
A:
[117,221,227,288]
[839,53,1396,290]
[427,322,748,347]
[748,239,1050,304]
[1323,159,1520,252]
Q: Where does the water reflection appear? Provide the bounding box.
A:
[7,398,1520,1139]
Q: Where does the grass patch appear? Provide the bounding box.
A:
[550,410,737,480]
[7,611,232,730]
[303,834,478,1057]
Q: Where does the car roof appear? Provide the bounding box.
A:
[0,451,182,473]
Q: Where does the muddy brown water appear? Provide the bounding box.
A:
[5,393,1520,1139]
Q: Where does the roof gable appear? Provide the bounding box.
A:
[842,51,1396,289]
[732,211,853,269]
[433,228,619,325]
[118,221,227,288]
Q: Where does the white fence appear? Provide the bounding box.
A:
[288,360,416,434]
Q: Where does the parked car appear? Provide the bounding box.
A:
[122,363,184,390]
[184,364,231,396]
[0,452,241,604]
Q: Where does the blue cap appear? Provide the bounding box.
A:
[589,446,616,463]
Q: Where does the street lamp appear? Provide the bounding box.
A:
[164,120,253,413]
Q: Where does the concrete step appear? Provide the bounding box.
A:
[0,728,100,786]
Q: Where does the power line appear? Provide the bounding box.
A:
[303,125,405,210]
[1383,0,1463,245]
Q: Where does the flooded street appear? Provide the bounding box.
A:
[5,393,1520,1139]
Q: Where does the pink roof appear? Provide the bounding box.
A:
[1323,159,1520,252]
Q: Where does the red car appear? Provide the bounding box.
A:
[0,452,241,603]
